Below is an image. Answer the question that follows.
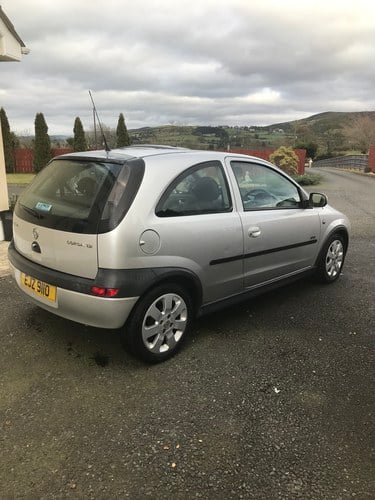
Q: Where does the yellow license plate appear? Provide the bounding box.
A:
[21,273,57,303]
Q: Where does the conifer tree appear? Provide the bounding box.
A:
[116,113,131,147]
[33,113,51,172]
[0,107,15,173]
[73,117,87,152]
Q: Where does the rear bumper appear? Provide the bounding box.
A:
[8,242,139,329]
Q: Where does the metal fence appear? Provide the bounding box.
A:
[312,154,368,171]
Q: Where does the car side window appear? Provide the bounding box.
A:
[231,161,301,211]
[156,161,232,217]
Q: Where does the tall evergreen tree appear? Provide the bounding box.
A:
[116,113,131,147]
[73,116,87,152]
[0,107,15,173]
[33,113,51,172]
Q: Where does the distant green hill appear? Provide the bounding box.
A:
[129,111,375,156]
[16,111,375,156]
[265,111,375,134]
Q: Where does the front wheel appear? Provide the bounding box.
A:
[316,233,346,283]
[121,283,193,363]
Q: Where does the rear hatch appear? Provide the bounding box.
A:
[13,156,144,279]
[13,215,98,278]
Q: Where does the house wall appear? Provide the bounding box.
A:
[0,19,23,61]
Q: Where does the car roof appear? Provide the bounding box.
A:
[56,144,266,164]
[57,145,189,161]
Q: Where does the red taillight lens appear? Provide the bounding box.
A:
[90,286,119,298]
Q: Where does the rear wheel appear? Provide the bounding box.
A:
[121,283,193,363]
[316,233,346,283]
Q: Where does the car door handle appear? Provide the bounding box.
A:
[248,226,261,238]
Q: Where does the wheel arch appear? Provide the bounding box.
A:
[334,226,349,251]
[148,268,203,315]
[315,225,349,267]
[121,270,200,363]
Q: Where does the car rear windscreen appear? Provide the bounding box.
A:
[15,157,144,233]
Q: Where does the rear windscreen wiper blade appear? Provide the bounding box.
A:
[22,205,44,219]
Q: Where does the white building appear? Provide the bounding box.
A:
[0,6,29,240]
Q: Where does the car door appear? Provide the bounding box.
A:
[227,159,321,288]
[154,160,244,304]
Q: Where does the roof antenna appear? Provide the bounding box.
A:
[89,90,110,153]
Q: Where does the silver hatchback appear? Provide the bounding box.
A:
[9,146,350,362]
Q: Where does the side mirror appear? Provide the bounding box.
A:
[309,192,328,208]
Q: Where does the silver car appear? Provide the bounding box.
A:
[8,146,350,362]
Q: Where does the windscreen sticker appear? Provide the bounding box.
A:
[35,202,52,212]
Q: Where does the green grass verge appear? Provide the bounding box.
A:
[6,173,35,184]
[292,173,322,186]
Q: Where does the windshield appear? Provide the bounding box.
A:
[15,158,144,234]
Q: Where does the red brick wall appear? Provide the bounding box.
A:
[14,148,73,173]
[227,148,306,175]
[368,146,375,173]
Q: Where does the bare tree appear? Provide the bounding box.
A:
[86,124,116,150]
[344,115,375,153]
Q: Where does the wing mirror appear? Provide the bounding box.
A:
[309,192,328,208]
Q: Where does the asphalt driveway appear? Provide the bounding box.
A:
[0,168,374,499]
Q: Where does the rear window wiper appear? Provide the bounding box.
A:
[21,205,44,219]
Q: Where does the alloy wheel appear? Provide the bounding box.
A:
[325,239,344,279]
[141,293,188,354]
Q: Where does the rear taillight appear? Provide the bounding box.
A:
[90,286,119,298]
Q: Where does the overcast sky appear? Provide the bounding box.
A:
[2,0,375,136]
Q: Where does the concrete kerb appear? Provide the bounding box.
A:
[0,240,10,277]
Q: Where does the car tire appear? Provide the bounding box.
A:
[121,283,193,363]
[316,233,346,283]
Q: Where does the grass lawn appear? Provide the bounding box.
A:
[6,173,35,184]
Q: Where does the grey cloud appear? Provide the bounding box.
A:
[2,0,375,134]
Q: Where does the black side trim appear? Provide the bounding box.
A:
[198,268,315,317]
[8,241,202,300]
[95,267,202,301]
[210,239,318,266]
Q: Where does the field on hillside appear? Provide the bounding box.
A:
[130,125,295,150]
[128,111,375,155]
